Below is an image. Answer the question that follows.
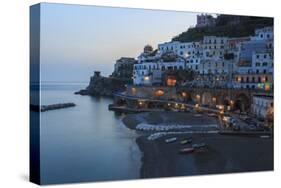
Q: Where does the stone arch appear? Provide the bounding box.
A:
[234,93,250,112]
[178,90,192,102]
[201,92,212,105]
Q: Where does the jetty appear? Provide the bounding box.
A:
[30,103,76,112]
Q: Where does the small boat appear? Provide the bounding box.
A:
[179,147,195,154]
[260,135,270,139]
[165,137,177,143]
[194,114,202,117]
[180,138,192,145]
[192,143,206,149]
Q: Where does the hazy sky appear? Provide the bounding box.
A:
[40,3,197,82]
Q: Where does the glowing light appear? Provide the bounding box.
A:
[155,89,164,97]
[144,76,150,81]
[182,92,187,97]
[237,77,241,82]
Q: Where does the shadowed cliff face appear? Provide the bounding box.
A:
[76,75,127,97]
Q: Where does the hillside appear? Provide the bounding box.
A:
[172,15,273,42]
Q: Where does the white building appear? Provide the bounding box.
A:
[202,36,228,60]
[252,51,273,74]
[133,45,186,86]
[158,41,201,58]
[252,95,273,120]
[158,41,201,72]
[251,26,273,41]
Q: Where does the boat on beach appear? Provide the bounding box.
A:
[165,137,177,143]
[179,147,195,154]
[192,143,206,148]
[180,138,192,145]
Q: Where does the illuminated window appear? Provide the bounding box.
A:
[166,76,177,86]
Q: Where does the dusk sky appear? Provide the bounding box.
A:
[40,3,197,82]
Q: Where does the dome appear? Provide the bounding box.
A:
[144,45,153,53]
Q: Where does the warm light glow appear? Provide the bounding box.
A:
[167,78,177,86]
[131,87,137,94]
[154,89,165,97]
[217,105,224,110]
[196,94,200,99]
[237,77,241,82]
[230,100,234,105]
[265,83,271,91]
[212,97,216,102]
[138,100,145,107]
[180,104,186,109]
[182,92,187,97]
[144,76,150,81]
[195,104,199,108]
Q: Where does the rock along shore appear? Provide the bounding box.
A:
[75,73,129,97]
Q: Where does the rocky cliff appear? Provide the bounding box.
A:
[75,73,127,97]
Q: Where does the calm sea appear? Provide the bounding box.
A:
[38,83,141,184]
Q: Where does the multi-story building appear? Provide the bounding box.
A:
[202,36,228,60]
[252,94,273,120]
[233,32,273,90]
[133,45,185,86]
[158,41,201,72]
[196,14,216,28]
[158,41,201,58]
[112,57,136,79]
[251,26,273,41]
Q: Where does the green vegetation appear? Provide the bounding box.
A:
[172,15,273,42]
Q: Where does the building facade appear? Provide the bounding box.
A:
[196,14,216,28]
[252,94,273,120]
[112,57,136,79]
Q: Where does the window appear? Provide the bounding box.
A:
[260,34,264,38]
[252,77,255,82]
[256,54,260,59]
[262,62,268,66]
[256,62,260,67]
[256,69,259,74]
[264,54,267,58]
[263,69,267,74]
